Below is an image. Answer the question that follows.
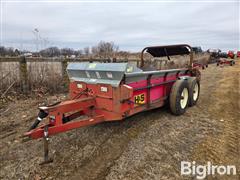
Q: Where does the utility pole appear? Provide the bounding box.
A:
[32,28,39,52]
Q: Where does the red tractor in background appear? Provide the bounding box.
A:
[228,50,235,59]
[236,51,240,58]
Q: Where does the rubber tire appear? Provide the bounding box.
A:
[169,79,189,115]
[217,63,219,66]
[187,77,200,107]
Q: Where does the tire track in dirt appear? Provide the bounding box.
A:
[68,109,172,180]
[1,63,239,180]
[192,62,240,180]
[104,63,239,180]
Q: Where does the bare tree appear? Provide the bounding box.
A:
[117,51,130,60]
[0,46,6,56]
[40,47,60,57]
[91,41,119,59]
[0,46,16,57]
[61,48,74,57]
[98,41,118,58]
[74,49,83,57]
[83,47,90,57]
[91,46,98,57]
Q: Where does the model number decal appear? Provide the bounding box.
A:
[134,94,145,104]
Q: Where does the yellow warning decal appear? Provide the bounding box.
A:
[126,66,133,73]
[134,94,145,104]
[88,63,97,69]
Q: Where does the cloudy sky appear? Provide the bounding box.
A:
[0,0,239,52]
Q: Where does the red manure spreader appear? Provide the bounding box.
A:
[24,44,201,163]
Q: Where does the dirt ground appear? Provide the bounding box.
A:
[0,61,239,180]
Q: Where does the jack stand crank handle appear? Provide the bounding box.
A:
[40,125,53,165]
[29,110,49,131]
[29,118,41,131]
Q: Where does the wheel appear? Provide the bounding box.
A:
[169,79,189,115]
[187,77,200,106]
[217,63,219,66]
[230,61,233,66]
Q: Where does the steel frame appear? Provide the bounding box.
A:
[24,44,200,164]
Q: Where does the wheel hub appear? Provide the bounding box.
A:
[193,83,199,101]
[180,88,188,109]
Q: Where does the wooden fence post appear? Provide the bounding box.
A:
[19,56,28,93]
[61,58,69,91]
[136,60,139,67]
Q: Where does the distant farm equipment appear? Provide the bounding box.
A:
[192,46,203,54]
[207,49,222,63]
[192,53,210,69]
[237,51,240,58]
[217,58,235,66]
[192,62,208,69]
[227,50,235,59]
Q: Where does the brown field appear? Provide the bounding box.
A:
[0,60,239,180]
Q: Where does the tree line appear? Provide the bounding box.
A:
[0,41,131,59]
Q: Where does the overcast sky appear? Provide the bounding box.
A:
[0,0,239,52]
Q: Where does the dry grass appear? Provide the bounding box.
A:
[0,61,64,97]
[0,53,209,96]
[0,62,20,95]
[27,61,63,93]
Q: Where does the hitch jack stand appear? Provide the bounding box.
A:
[40,125,53,165]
